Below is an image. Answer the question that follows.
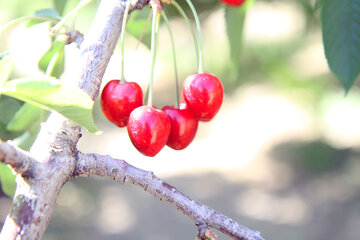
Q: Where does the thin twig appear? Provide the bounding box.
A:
[74,152,265,240]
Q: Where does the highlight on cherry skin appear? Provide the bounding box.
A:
[162,102,199,150]
[183,72,224,122]
[101,80,143,128]
[127,105,171,157]
[220,0,246,7]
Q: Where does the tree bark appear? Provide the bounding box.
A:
[74,152,264,240]
[0,1,265,240]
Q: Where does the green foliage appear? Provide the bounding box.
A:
[38,40,65,78]
[0,163,16,197]
[6,103,44,132]
[0,96,23,126]
[225,4,246,67]
[0,78,100,134]
[26,8,61,28]
[53,0,68,16]
[0,96,23,141]
[321,0,360,92]
[13,124,42,151]
[0,52,14,88]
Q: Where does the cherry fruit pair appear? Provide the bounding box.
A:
[127,99,200,157]
[101,72,223,157]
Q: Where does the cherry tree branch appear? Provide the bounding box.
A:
[0,141,38,176]
[74,152,265,240]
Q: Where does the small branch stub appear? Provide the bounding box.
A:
[0,141,37,176]
[66,30,84,48]
[196,222,218,240]
[195,230,218,240]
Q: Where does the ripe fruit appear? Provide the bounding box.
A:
[183,72,224,122]
[101,80,143,128]
[162,102,198,150]
[220,0,246,7]
[127,106,171,157]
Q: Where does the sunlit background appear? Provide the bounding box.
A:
[1,0,360,239]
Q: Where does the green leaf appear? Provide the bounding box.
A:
[26,8,61,28]
[0,163,16,198]
[225,0,254,67]
[225,6,246,66]
[12,125,41,151]
[0,52,14,88]
[322,0,360,92]
[7,103,44,132]
[0,121,20,141]
[126,8,152,49]
[0,78,100,134]
[0,96,24,141]
[53,0,68,16]
[315,0,324,11]
[39,40,65,78]
[0,96,23,125]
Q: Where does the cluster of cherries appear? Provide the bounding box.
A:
[101,72,223,157]
[99,0,243,157]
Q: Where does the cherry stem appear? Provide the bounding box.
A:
[184,0,203,73]
[0,16,59,34]
[171,1,199,72]
[51,0,94,34]
[147,5,161,107]
[135,10,153,50]
[161,11,179,109]
[120,0,132,83]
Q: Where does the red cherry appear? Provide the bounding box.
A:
[162,102,198,150]
[127,106,171,157]
[220,0,246,6]
[183,72,224,122]
[101,80,143,128]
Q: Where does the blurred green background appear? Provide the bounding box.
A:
[1,0,360,239]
